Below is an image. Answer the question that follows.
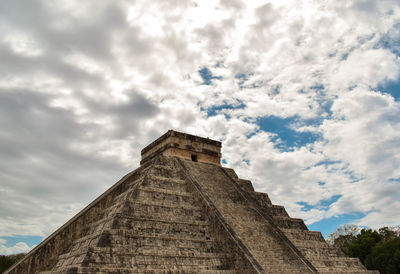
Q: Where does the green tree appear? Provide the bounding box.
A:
[348,229,382,263]
[327,225,400,273]
[327,224,359,254]
[364,238,400,274]
[379,227,398,242]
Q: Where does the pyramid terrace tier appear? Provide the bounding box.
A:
[6,154,378,273]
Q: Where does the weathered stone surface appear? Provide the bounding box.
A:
[5,130,378,273]
[141,130,222,166]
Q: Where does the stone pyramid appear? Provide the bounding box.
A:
[6,130,377,273]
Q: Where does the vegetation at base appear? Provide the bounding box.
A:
[327,224,400,274]
[0,253,25,273]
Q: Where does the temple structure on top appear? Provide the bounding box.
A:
[141,130,222,166]
[6,130,377,274]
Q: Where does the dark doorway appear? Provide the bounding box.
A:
[191,154,198,162]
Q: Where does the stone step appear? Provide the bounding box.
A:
[57,238,224,267]
[317,267,373,273]
[252,191,272,206]
[265,266,314,274]
[281,228,325,241]
[262,259,319,274]
[75,250,230,269]
[112,183,142,201]
[62,242,223,262]
[290,238,330,249]
[53,266,236,273]
[142,175,188,192]
[113,214,209,227]
[104,195,199,214]
[135,187,196,207]
[129,199,200,212]
[272,216,308,230]
[98,186,143,215]
[54,254,85,268]
[111,176,190,204]
[147,164,183,179]
[124,177,146,192]
[123,247,229,258]
[110,221,212,240]
[112,215,209,230]
[310,257,365,269]
[85,216,114,235]
[98,201,125,217]
[98,226,215,246]
[101,185,195,217]
[78,230,220,251]
[69,246,226,258]
[63,216,214,256]
[66,233,100,249]
[223,168,239,180]
[119,201,203,221]
[237,179,254,192]
[137,186,193,199]
[263,204,289,217]
[319,271,378,274]
[101,228,216,243]
[302,246,344,258]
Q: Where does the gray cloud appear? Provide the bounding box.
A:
[1,0,400,253]
[0,88,140,237]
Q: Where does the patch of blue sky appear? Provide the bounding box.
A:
[300,83,334,119]
[343,170,365,183]
[297,202,314,212]
[389,177,400,182]
[340,46,358,61]
[311,84,335,118]
[204,102,246,118]
[198,67,222,85]
[251,80,268,89]
[303,160,343,173]
[1,235,43,248]
[303,160,342,172]
[270,85,280,96]
[245,130,257,139]
[234,72,252,88]
[319,99,334,117]
[308,212,367,238]
[374,78,400,101]
[375,22,400,57]
[235,73,248,82]
[256,115,322,152]
[314,160,342,167]
[297,194,342,212]
[327,50,337,58]
[309,84,324,91]
[306,161,364,184]
[319,195,342,207]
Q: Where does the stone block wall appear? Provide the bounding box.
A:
[141,130,221,166]
[6,164,148,273]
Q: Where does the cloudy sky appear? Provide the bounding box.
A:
[1,0,400,255]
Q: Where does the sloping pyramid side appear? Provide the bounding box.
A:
[6,156,254,273]
[6,154,378,273]
[5,162,146,274]
[179,158,377,273]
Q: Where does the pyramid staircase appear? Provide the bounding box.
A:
[38,157,240,273]
[6,130,377,273]
[224,168,373,273]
